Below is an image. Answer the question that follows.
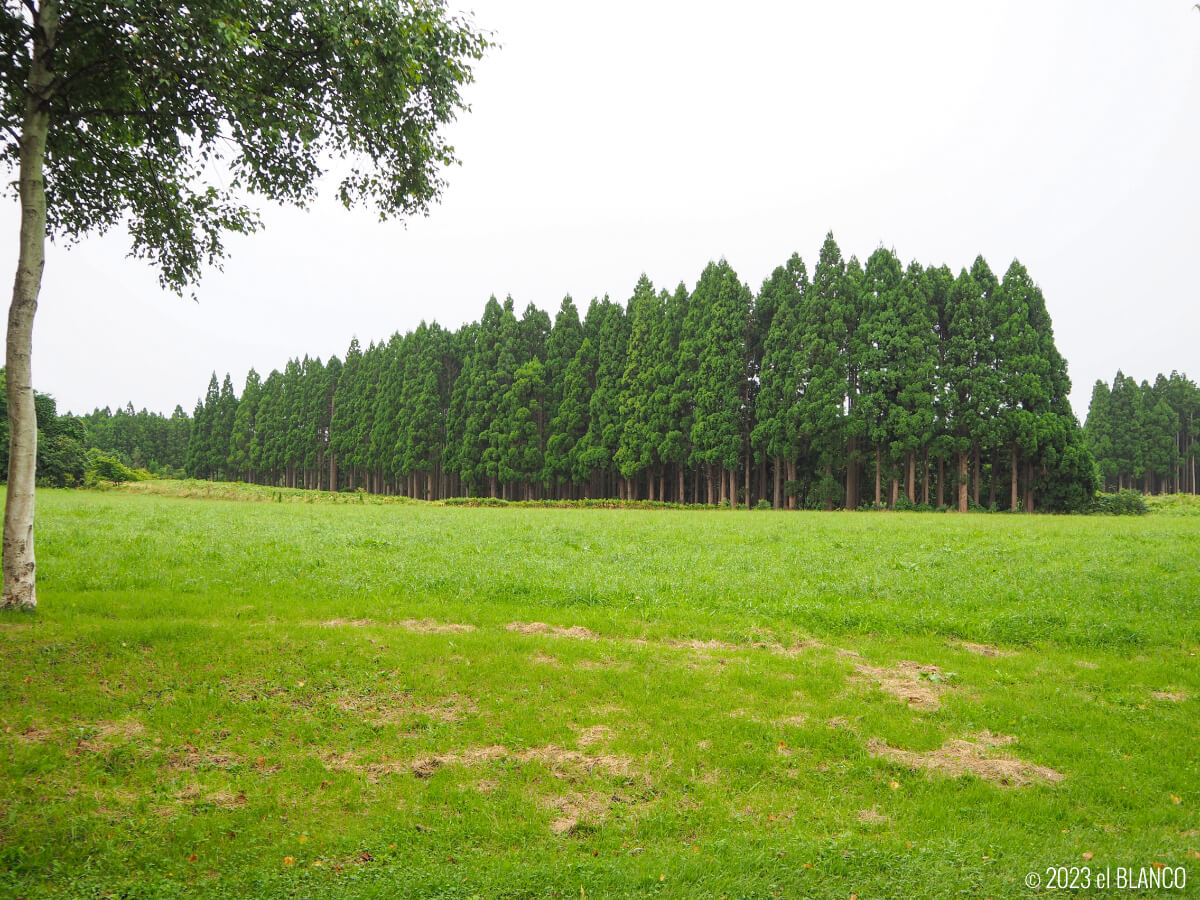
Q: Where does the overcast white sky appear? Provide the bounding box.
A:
[7,0,1199,419]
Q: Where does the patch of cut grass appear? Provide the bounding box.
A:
[0,488,1196,898]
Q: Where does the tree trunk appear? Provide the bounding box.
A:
[1010,443,1019,511]
[937,457,944,508]
[988,451,997,509]
[846,437,858,510]
[3,3,58,607]
[922,449,930,506]
[773,456,782,509]
[972,445,981,507]
[744,455,751,510]
[1024,460,1035,513]
[906,450,915,503]
[786,459,797,510]
[957,450,968,513]
[874,447,882,508]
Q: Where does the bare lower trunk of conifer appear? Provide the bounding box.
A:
[874,447,882,508]
[3,8,56,609]
[744,456,750,510]
[906,451,915,503]
[773,456,781,509]
[1010,443,1019,511]
[972,445,981,507]
[988,451,997,508]
[957,451,968,513]
[845,437,858,510]
[922,450,930,506]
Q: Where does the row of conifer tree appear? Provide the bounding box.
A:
[1084,371,1199,495]
[180,234,1098,511]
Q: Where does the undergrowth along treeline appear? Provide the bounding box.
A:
[184,235,1097,512]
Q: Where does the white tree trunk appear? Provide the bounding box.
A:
[3,1,58,610]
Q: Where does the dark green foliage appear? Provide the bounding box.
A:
[0,371,95,486]
[577,297,628,490]
[616,275,664,482]
[84,449,141,484]
[689,261,751,477]
[1085,369,1199,495]
[172,240,1095,510]
[1093,490,1150,515]
[75,404,188,474]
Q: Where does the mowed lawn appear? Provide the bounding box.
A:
[1,487,1198,898]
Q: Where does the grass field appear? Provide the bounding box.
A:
[1,485,1198,898]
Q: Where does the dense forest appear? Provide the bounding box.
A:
[0,371,88,487]
[0,373,192,483]
[1084,371,1199,494]
[79,405,191,475]
[183,235,1098,512]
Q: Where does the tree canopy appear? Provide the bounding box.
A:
[179,239,1102,513]
[0,0,490,608]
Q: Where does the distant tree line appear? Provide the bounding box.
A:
[183,234,1097,512]
[1084,371,1199,494]
[0,372,193,484]
[79,405,192,475]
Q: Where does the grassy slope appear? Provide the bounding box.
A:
[0,487,1197,898]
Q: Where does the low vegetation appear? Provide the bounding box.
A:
[0,489,1196,897]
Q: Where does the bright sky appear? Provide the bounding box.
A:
[8,0,1199,419]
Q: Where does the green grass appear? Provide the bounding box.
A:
[1144,492,1200,516]
[1,487,1197,898]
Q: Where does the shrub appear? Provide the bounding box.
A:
[85,450,142,485]
[1092,490,1148,516]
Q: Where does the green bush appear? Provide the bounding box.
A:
[1092,489,1148,516]
[85,449,143,485]
[893,495,934,513]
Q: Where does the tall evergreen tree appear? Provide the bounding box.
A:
[577,297,628,497]
[795,234,850,510]
[688,261,751,506]
[616,275,664,496]
[752,255,807,508]
[228,369,261,481]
